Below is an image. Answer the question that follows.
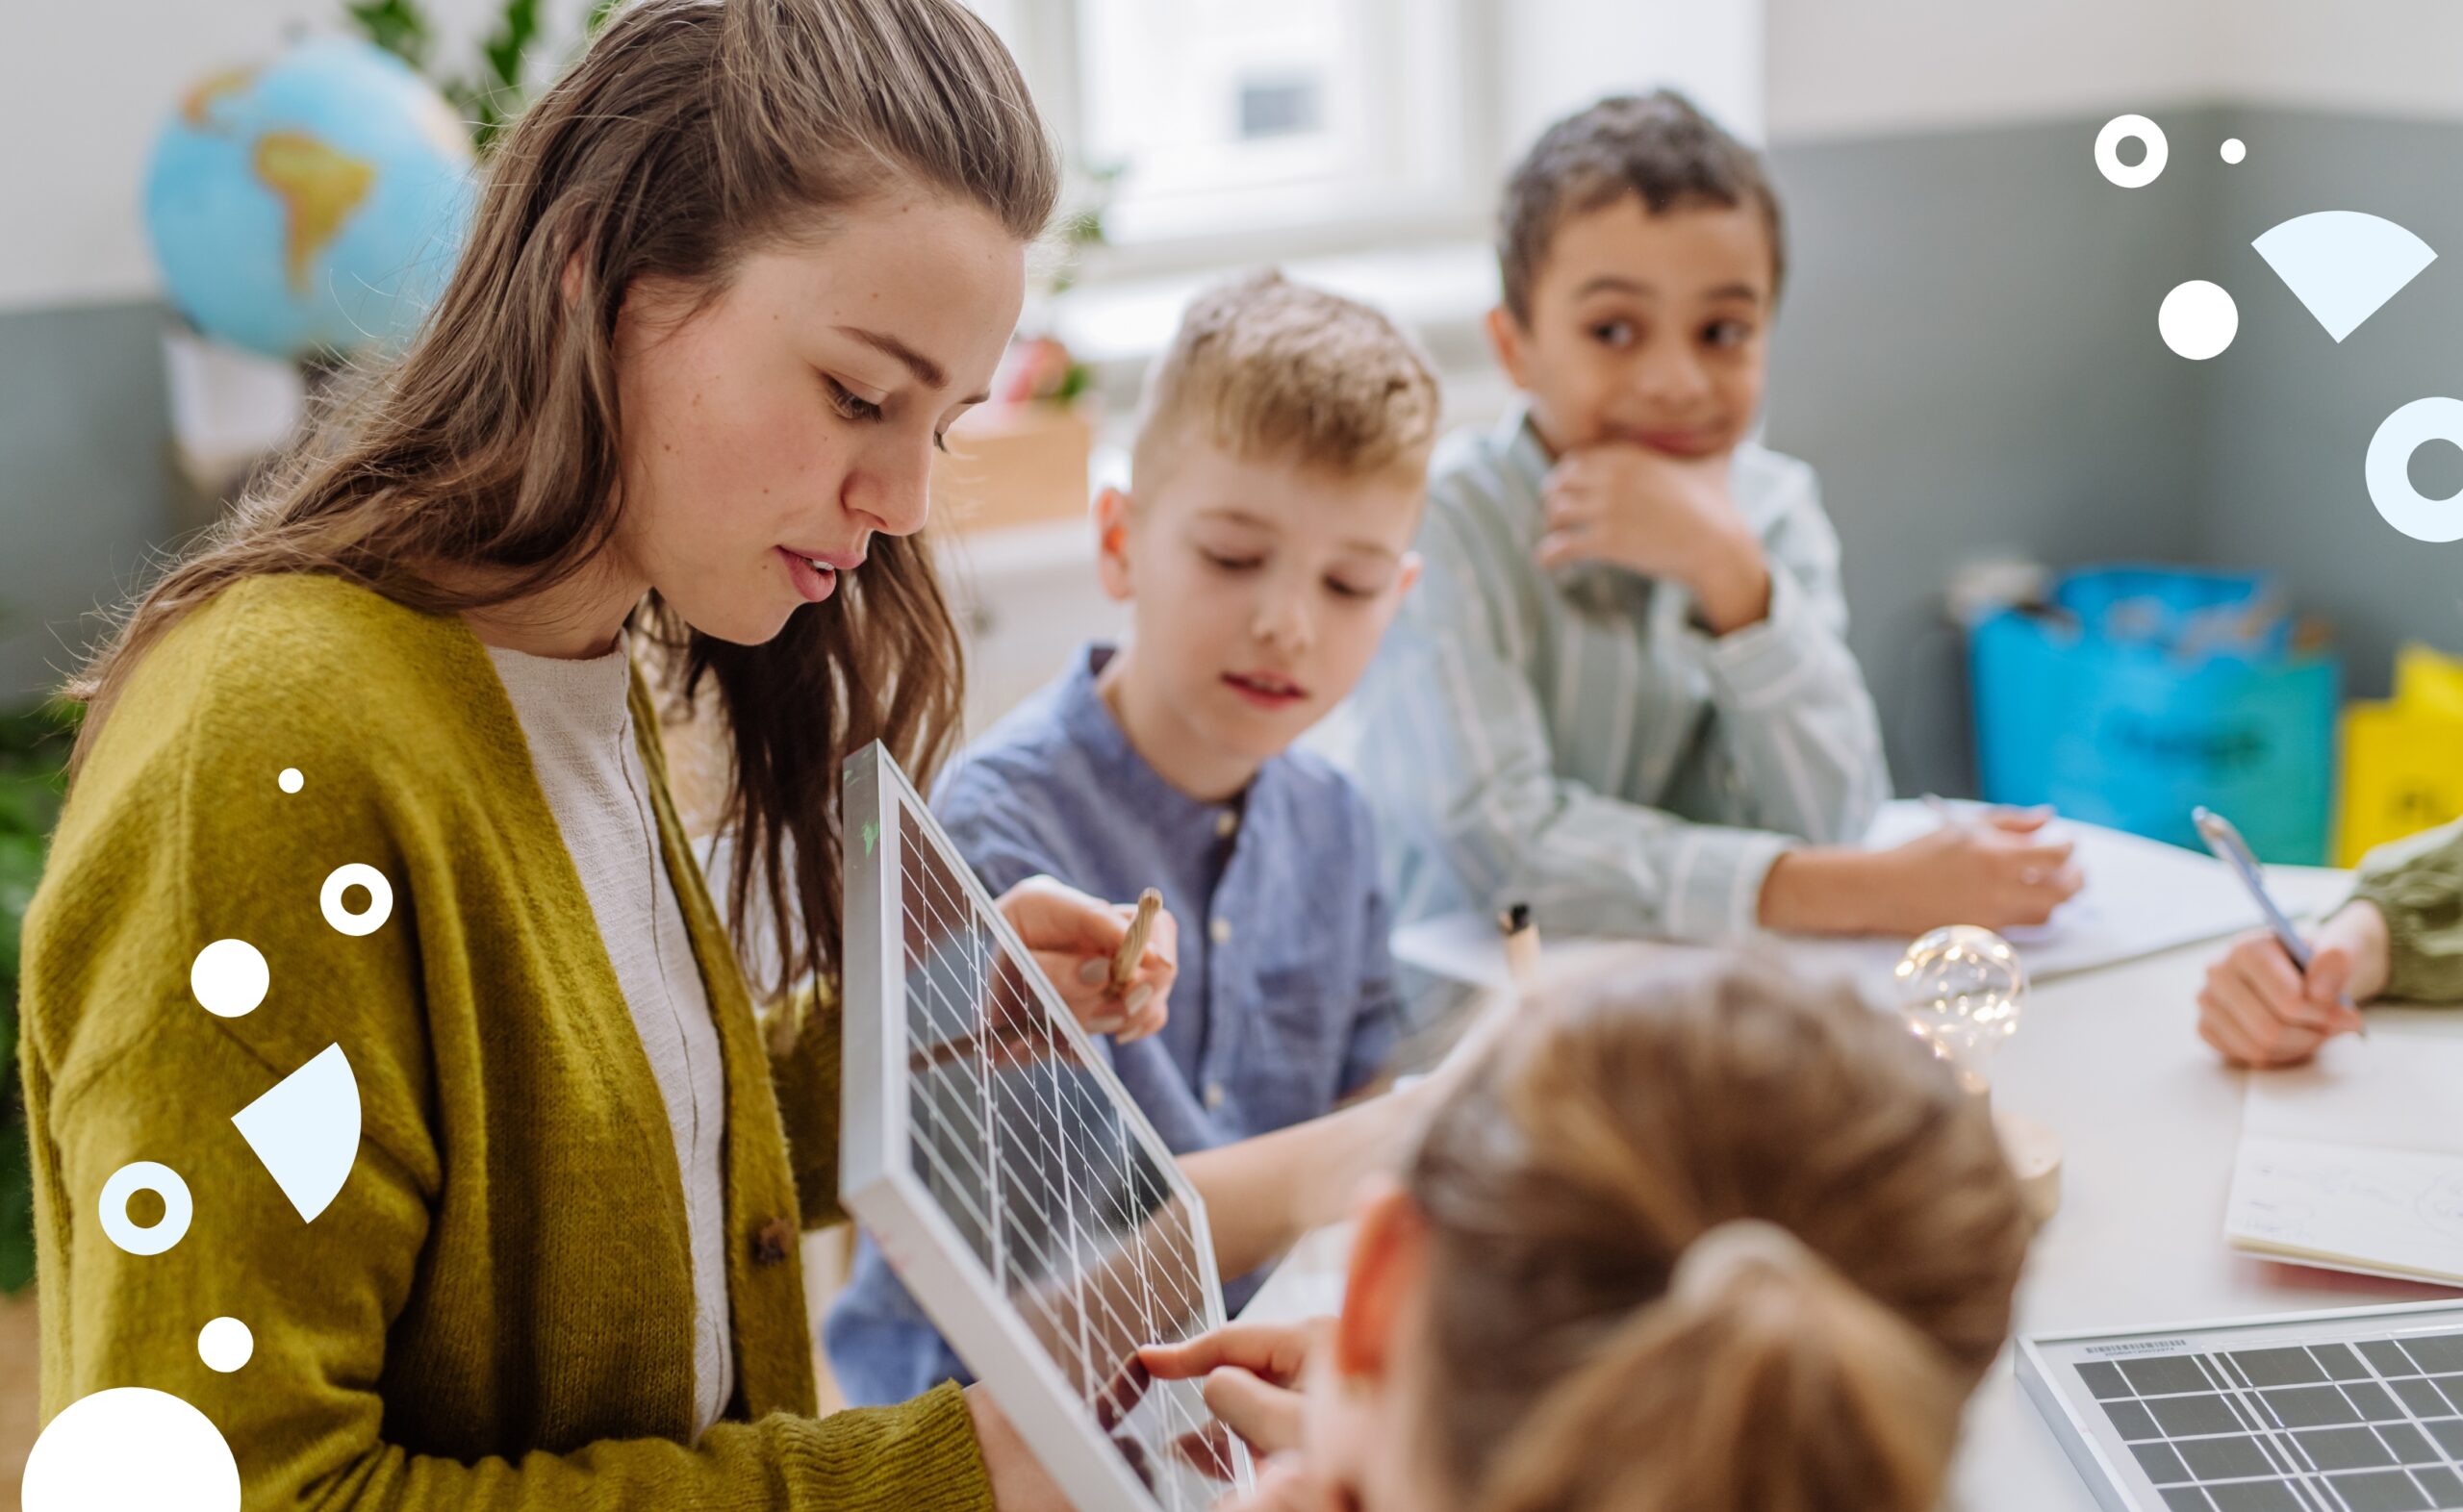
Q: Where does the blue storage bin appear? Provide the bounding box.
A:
[1969,567,2337,863]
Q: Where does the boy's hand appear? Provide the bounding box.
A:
[994,875,1175,1044]
[1538,442,1770,633]
[1137,1321,1320,1459]
[2196,902,2386,1067]
[1760,809,2083,934]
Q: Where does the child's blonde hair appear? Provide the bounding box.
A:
[1131,269,1440,490]
[1409,954,2033,1512]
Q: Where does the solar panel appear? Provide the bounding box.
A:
[839,743,1257,1511]
[2019,1299,2463,1511]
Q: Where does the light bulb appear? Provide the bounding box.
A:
[1894,925,2025,1096]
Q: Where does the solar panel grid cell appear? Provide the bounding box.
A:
[839,745,1258,1512]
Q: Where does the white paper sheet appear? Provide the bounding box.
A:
[2225,1031,2463,1285]
[1391,800,2356,996]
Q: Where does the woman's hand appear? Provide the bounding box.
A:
[994,875,1174,1044]
[965,1383,1072,1512]
[2197,901,2388,1067]
[1762,808,2084,935]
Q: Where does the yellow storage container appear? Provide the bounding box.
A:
[2335,643,2463,866]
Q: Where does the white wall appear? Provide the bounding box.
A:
[1767,0,2463,143]
[1502,0,1764,147]
[0,0,573,314]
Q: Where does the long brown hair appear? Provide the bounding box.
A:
[1409,955,2033,1512]
[67,0,1058,999]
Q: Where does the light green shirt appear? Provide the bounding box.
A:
[1329,407,1891,946]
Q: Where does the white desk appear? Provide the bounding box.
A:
[1242,933,2463,1509]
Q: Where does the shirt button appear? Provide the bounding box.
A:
[1214,811,1238,838]
[750,1218,794,1266]
[1205,1082,1227,1110]
[1209,917,1232,945]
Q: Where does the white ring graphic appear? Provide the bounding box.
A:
[320,863,394,937]
[99,1162,193,1256]
[2095,113,2168,188]
[2365,396,2463,542]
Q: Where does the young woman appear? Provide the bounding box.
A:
[1143,954,2038,1512]
[22,3,1168,1507]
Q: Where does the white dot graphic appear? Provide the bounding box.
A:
[23,1387,240,1512]
[278,767,303,794]
[198,1318,254,1373]
[190,939,268,1019]
[2159,280,2239,360]
[98,1161,193,1257]
[2365,396,2463,542]
[320,863,394,937]
[2221,138,2247,164]
[2095,113,2169,188]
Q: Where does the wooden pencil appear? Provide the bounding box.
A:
[1110,888,1163,995]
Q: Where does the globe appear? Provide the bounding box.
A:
[144,37,477,361]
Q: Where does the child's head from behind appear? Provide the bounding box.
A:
[1313,954,2033,1512]
[1098,271,1439,792]
[1490,90,1783,459]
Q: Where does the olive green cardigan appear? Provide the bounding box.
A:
[20,574,992,1509]
[2351,817,2463,1002]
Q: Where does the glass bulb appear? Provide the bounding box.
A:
[1894,924,2026,1096]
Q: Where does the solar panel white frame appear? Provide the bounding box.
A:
[2019,1298,2463,1512]
[840,742,1257,1512]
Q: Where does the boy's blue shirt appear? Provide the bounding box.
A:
[825,643,1403,1406]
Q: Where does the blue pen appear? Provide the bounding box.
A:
[2192,805,2365,1038]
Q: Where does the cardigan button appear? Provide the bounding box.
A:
[751,1218,795,1267]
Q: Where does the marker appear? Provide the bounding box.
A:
[2192,806,2364,1039]
[1498,901,1541,987]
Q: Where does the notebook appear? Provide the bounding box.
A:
[2225,1027,2463,1287]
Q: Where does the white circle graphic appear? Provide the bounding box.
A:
[2221,138,2247,164]
[198,1317,254,1373]
[2159,280,2239,360]
[189,939,268,1019]
[24,1386,240,1512]
[2095,113,2169,188]
[278,767,304,794]
[2365,397,2463,542]
[320,863,394,937]
[99,1162,193,1256]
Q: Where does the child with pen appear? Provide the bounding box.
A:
[2197,818,2463,1066]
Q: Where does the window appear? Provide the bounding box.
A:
[998,0,1497,266]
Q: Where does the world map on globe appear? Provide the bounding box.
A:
[144,37,478,361]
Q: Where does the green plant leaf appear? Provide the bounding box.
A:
[346,0,436,70]
[480,0,543,91]
[0,1112,33,1295]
